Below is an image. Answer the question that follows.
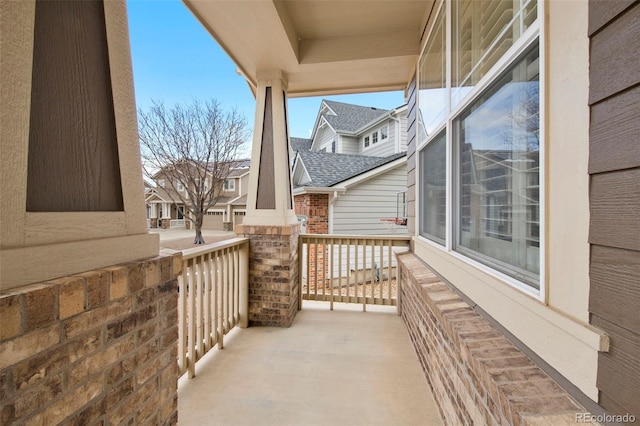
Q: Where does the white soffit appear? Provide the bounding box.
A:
[183,0,430,97]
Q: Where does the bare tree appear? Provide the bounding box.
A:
[139,99,249,244]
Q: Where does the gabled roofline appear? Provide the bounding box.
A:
[310,100,333,142]
[352,103,408,135]
[292,152,312,186]
[333,155,406,189]
[310,116,337,151]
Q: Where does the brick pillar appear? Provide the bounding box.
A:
[294,193,329,293]
[0,254,181,425]
[236,224,300,327]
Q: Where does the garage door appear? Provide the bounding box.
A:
[234,211,245,227]
[202,211,224,230]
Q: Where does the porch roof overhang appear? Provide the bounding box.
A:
[182,0,431,97]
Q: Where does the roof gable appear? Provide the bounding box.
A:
[295,151,406,188]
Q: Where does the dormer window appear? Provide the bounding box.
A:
[372,131,379,144]
[331,140,336,153]
[224,179,235,191]
[380,125,388,140]
[177,181,184,192]
[364,135,370,148]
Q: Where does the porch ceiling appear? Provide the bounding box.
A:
[182,0,431,97]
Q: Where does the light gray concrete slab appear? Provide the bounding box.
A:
[178,301,443,426]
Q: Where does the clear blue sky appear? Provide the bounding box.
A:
[126,0,405,145]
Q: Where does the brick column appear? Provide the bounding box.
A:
[236,224,299,327]
[239,70,300,326]
[294,193,329,293]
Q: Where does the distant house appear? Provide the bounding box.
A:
[292,100,408,235]
[145,159,250,230]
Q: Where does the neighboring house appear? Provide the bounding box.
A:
[292,101,408,235]
[145,160,250,230]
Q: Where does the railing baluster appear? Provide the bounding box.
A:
[329,240,334,310]
[196,255,204,362]
[213,252,220,349]
[387,240,393,306]
[187,258,196,378]
[362,240,367,312]
[203,253,211,351]
[178,261,187,375]
[378,240,383,306]
[337,239,343,303]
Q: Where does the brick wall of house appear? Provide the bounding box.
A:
[295,193,329,292]
[294,193,328,234]
[397,252,592,425]
[0,254,181,425]
[236,224,300,327]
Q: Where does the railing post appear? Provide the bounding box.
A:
[239,241,249,328]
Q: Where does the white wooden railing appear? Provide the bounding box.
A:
[170,219,186,229]
[178,238,249,378]
[299,234,411,312]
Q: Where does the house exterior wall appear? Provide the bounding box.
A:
[294,193,329,234]
[314,124,336,153]
[332,165,408,235]
[406,0,606,402]
[340,135,360,154]
[587,1,640,418]
[361,121,397,157]
[0,254,181,425]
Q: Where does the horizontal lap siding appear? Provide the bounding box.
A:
[588,1,640,419]
[340,135,359,154]
[333,166,407,235]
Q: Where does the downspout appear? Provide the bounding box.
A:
[389,114,401,153]
[328,190,340,234]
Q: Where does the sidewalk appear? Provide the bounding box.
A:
[150,228,236,250]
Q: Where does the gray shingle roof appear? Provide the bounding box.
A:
[290,137,312,152]
[322,100,390,133]
[296,151,406,188]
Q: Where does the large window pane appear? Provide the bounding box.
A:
[452,0,538,109]
[456,46,539,286]
[420,132,447,244]
[418,8,446,139]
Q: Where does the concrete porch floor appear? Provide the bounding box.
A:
[178,301,444,426]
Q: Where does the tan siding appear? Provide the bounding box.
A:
[589,1,640,418]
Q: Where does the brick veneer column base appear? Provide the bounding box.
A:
[397,252,594,425]
[0,253,182,425]
[236,224,300,327]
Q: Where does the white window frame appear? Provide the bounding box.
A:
[372,131,379,144]
[414,0,544,299]
[380,125,389,140]
[224,179,235,191]
[177,181,184,192]
[363,135,370,148]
